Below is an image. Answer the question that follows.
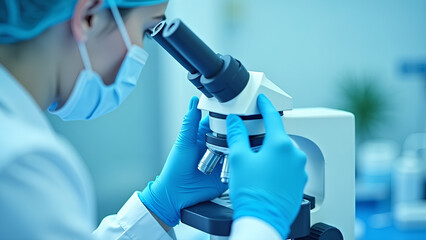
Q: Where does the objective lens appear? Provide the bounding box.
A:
[220,155,230,183]
[198,149,222,175]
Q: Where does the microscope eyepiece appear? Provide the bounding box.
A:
[163,19,224,78]
[152,18,250,103]
[150,21,198,74]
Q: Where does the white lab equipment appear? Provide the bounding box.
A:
[392,133,426,230]
[393,151,424,205]
[356,140,400,202]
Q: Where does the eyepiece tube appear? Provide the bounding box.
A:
[163,19,224,78]
[150,21,198,74]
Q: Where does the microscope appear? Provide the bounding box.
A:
[150,19,355,240]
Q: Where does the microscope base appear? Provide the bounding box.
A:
[181,198,312,238]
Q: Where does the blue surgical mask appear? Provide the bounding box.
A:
[49,0,149,121]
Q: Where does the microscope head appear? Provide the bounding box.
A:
[150,19,292,112]
[150,19,293,182]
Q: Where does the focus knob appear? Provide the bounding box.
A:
[304,223,343,240]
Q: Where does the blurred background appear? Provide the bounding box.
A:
[47,0,426,239]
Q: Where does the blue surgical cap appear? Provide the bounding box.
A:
[0,0,168,44]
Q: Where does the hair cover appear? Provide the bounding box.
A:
[0,0,168,44]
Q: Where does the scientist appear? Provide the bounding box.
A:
[0,0,307,239]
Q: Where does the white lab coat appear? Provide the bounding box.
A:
[0,65,282,240]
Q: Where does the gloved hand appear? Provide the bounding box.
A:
[139,96,228,227]
[226,94,308,239]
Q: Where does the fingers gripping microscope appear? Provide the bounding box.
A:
[149,19,355,240]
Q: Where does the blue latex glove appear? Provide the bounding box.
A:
[226,94,308,239]
[139,97,228,227]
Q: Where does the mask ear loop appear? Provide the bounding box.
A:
[106,0,132,50]
[77,41,93,71]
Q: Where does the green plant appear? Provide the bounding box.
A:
[338,75,390,143]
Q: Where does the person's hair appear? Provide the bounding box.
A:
[0,0,135,44]
[0,0,77,43]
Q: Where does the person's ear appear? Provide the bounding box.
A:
[71,0,104,43]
